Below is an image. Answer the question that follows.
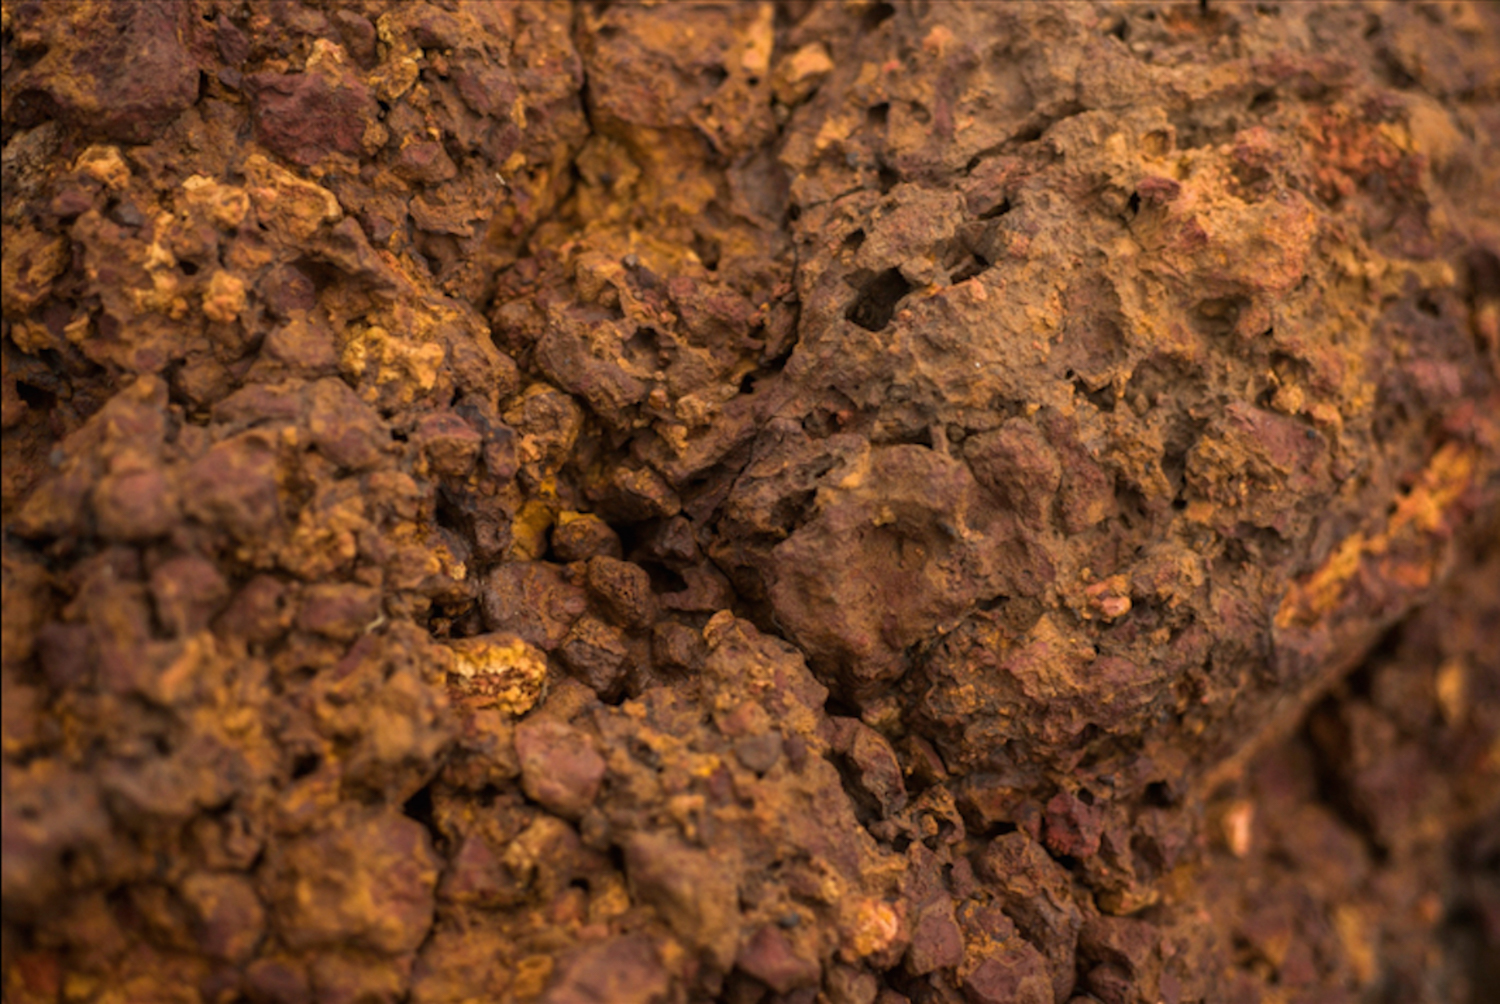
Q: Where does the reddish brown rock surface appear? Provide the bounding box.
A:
[2,2,1498,1003]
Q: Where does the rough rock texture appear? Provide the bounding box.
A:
[2,2,1498,1003]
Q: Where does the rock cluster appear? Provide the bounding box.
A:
[2,3,1497,1003]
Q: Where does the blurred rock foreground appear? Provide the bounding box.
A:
[2,2,1498,1003]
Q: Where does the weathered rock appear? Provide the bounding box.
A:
[247,53,380,167]
[482,562,588,651]
[445,633,548,716]
[262,807,440,955]
[3,3,1499,1003]
[736,924,821,994]
[623,830,740,969]
[3,1,198,142]
[542,935,670,1004]
[515,718,606,820]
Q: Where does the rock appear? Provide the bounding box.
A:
[437,834,523,909]
[446,633,549,716]
[1078,916,1160,1002]
[263,316,339,374]
[3,3,1500,1002]
[964,419,1062,522]
[482,562,588,651]
[262,807,440,955]
[92,461,177,541]
[906,896,964,975]
[651,620,707,674]
[515,719,606,820]
[733,731,783,774]
[245,958,312,1004]
[584,555,657,628]
[217,575,294,643]
[768,445,1005,690]
[736,924,820,993]
[1,224,69,317]
[178,871,265,963]
[825,965,880,1004]
[247,51,379,167]
[181,434,282,539]
[623,830,739,968]
[847,722,908,816]
[149,554,230,636]
[550,512,623,562]
[598,465,681,522]
[305,378,388,471]
[978,832,1085,1000]
[542,935,670,1004]
[960,942,1052,1004]
[296,583,379,642]
[556,616,631,699]
[0,762,111,919]
[4,1,197,141]
[393,140,459,185]
[415,411,483,478]
[1044,791,1105,860]
[772,43,834,106]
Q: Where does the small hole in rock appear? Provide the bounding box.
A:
[1194,296,1245,336]
[950,254,990,283]
[979,197,1012,221]
[862,1,896,30]
[1145,781,1176,806]
[15,382,56,411]
[692,233,721,270]
[402,784,441,846]
[1074,377,1116,413]
[845,268,913,332]
[14,45,50,71]
[1465,248,1500,300]
[638,561,688,595]
[1013,122,1046,143]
